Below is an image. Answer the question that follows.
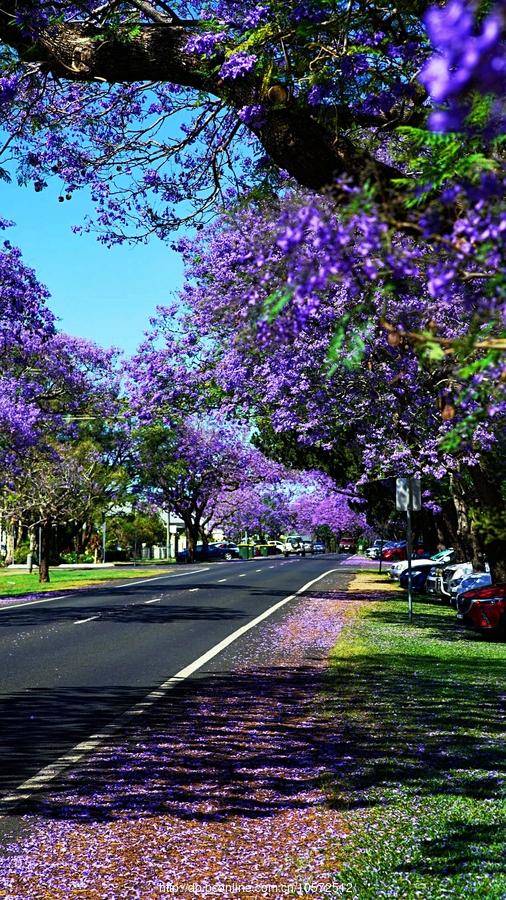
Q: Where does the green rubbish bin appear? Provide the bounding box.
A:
[238,544,253,559]
[260,545,269,557]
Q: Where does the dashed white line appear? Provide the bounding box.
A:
[255,569,262,572]
[238,574,246,578]
[74,615,100,625]
[144,598,160,604]
[0,568,212,613]
[217,578,227,583]
[189,588,199,593]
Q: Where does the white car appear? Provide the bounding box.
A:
[280,534,313,557]
[389,550,455,581]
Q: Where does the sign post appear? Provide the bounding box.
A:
[396,477,421,624]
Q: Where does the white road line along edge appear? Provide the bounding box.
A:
[0,566,342,817]
[0,568,211,612]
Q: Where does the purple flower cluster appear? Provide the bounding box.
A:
[237,104,266,128]
[420,0,506,131]
[219,52,258,80]
[185,31,227,57]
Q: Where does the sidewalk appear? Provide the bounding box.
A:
[0,569,355,900]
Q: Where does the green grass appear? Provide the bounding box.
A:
[0,566,176,597]
[324,580,506,898]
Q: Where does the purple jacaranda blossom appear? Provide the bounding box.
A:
[219,52,257,79]
[421,0,506,132]
[237,104,267,127]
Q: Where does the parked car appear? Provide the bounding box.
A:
[457,583,506,637]
[390,549,455,582]
[177,542,241,562]
[399,566,431,592]
[451,567,491,607]
[312,541,326,554]
[381,541,427,562]
[366,539,395,559]
[439,562,474,602]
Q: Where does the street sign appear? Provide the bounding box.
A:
[396,477,421,511]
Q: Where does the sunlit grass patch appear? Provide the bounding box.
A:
[323,592,506,898]
[0,567,173,598]
[348,570,402,593]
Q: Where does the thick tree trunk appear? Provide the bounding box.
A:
[38,519,52,583]
[466,464,506,584]
[185,521,200,563]
[450,474,483,568]
[5,527,15,566]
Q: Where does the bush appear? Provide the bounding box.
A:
[13,541,31,564]
[60,551,95,564]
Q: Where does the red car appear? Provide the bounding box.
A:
[381,543,426,562]
[457,583,506,637]
[338,536,356,552]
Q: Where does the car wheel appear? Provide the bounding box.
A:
[224,552,233,560]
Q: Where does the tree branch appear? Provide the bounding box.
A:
[0,7,405,197]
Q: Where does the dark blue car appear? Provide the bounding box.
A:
[399,567,430,592]
[177,542,241,562]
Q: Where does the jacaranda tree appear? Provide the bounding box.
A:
[0,1,504,573]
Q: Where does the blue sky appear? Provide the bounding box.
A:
[4,179,185,354]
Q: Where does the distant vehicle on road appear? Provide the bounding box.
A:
[177,542,241,562]
[312,541,326,554]
[280,535,313,557]
[338,536,355,552]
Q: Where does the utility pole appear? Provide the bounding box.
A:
[396,477,422,624]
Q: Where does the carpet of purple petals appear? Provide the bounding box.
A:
[0,577,354,899]
[339,555,380,569]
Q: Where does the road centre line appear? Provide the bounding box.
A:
[189,588,199,593]
[217,578,227,583]
[239,573,246,578]
[74,615,100,625]
[144,598,160,604]
[0,566,342,819]
[0,568,211,612]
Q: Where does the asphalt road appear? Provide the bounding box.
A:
[0,554,349,802]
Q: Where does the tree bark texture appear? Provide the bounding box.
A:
[38,519,52,583]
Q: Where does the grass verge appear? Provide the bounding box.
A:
[0,566,175,598]
[324,572,506,898]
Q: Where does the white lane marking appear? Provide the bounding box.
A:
[255,569,262,572]
[0,566,341,818]
[0,594,67,610]
[0,568,211,612]
[238,574,246,578]
[110,569,210,589]
[269,565,275,569]
[217,579,227,583]
[74,615,100,625]
[189,588,199,593]
[144,598,160,604]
